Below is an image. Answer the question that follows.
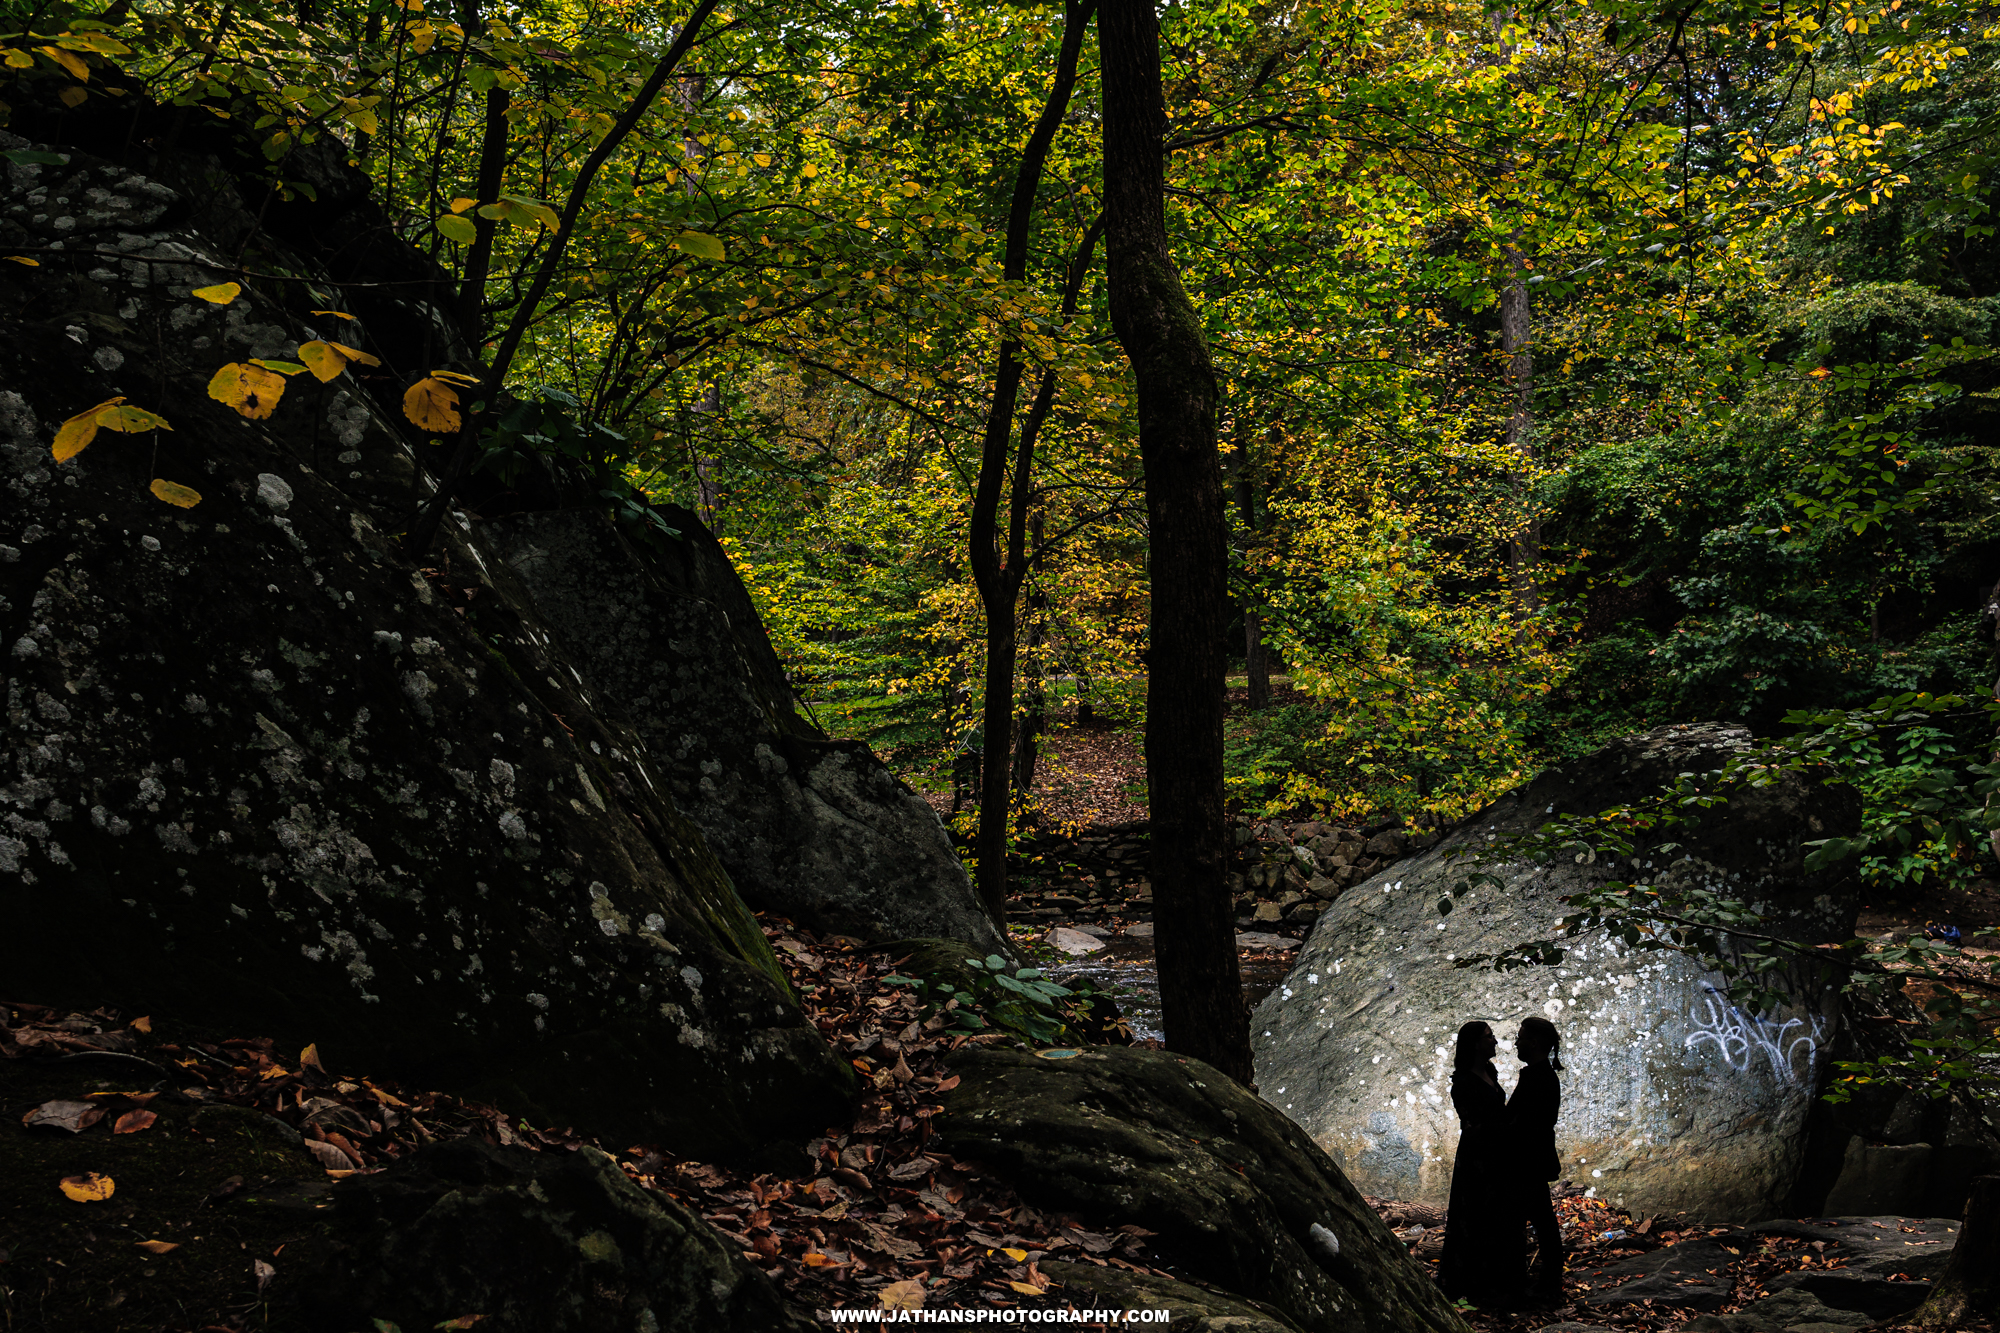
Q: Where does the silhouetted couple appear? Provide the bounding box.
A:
[1436,1016,1564,1308]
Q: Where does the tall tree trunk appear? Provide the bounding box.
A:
[1012,511,1047,796]
[1914,1174,1999,1327]
[1100,0,1251,1084]
[967,0,1094,924]
[1230,427,1270,710]
[1500,252,1540,630]
[1493,12,1540,632]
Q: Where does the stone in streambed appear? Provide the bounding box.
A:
[1046,926,1106,955]
[1253,723,1862,1222]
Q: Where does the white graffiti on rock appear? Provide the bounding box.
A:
[1683,986,1822,1083]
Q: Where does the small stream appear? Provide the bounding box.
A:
[1045,935,1301,1042]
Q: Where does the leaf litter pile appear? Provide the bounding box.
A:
[1371,1192,1981,1333]
[2,917,1177,1325]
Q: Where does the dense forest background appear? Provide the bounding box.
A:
[11,0,2000,893]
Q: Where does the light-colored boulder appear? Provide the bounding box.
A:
[1252,724,1861,1222]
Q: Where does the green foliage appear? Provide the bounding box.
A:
[881,954,1106,1047]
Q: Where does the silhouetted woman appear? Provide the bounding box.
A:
[1508,1016,1565,1303]
[1437,1020,1523,1304]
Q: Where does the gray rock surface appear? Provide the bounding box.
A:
[1574,1235,1746,1310]
[1820,1140,1933,1216]
[937,1046,1471,1333]
[479,509,1006,953]
[1677,1288,1875,1333]
[1041,1261,1307,1333]
[289,1137,807,1332]
[1252,723,1862,1221]
[0,135,853,1157]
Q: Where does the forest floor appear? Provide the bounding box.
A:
[6,937,1978,1332]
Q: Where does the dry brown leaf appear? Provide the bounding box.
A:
[135,1239,179,1254]
[113,1108,158,1134]
[878,1278,926,1310]
[23,1100,105,1133]
[130,1016,152,1033]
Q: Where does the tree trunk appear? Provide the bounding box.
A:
[1500,253,1540,631]
[1230,431,1270,710]
[967,0,1094,924]
[1915,1174,2000,1327]
[1493,12,1540,633]
[1012,512,1047,796]
[1100,0,1251,1084]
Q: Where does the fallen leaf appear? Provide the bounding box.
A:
[207,362,288,418]
[135,1239,180,1253]
[130,1016,152,1033]
[1007,1281,1045,1296]
[300,1043,325,1071]
[7,255,40,265]
[434,1318,486,1330]
[402,377,461,433]
[298,340,381,383]
[192,282,242,305]
[150,479,203,508]
[800,1252,840,1267]
[114,1108,158,1134]
[60,1172,115,1202]
[1000,1247,1030,1261]
[23,1100,105,1133]
[879,1278,926,1310]
[254,1258,276,1291]
[310,309,357,320]
[304,1139,353,1172]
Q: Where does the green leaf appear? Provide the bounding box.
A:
[434,214,477,244]
[672,231,726,261]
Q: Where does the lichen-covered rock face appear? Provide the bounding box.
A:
[937,1046,1470,1333]
[479,510,1007,953]
[0,137,852,1159]
[1252,723,1863,1223]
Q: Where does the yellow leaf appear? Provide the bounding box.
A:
[130,1016,151,1033]
[1006,1282,1045,1296]
[192,282,242,305]
[299,340,380,383]
[475,195,559,229]
[97,404,171,434]
[252,359,308,376]
[207,362,287,418]
[428,369,482,386]
[901,180,920,196]
[53,417,101,462]
[6,255,38,265]
[150,479,202,509]
[58,86,87,107]
[435,213,477,244]
[753,153,772,167]
[38,45,88,81]
[311,309,357,320]
[800,1252,839,1267]
[403,377,461,433]
[3,49,32,69]
[801,163,819,178]
[135,1239,179,1254]
[448,197,478,214]
[1000,1247,1030,1261]
[60,1172,114,1202]
[879,1279,926,1310]
[300,1043,325,1071]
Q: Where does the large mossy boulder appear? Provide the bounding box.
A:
[289,1138,807,1333]
[1251,723,1862,1222]
[479,510,1006,952]
[0,132,851,1158]
[935,1045,1469,1333]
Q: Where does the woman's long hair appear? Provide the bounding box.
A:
[1453,1020,1493,1072]
[1518,1015,1564,1071]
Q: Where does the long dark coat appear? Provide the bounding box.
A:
[1437,1061,1524,1303]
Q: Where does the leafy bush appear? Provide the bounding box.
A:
[882,954,1113,1047]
